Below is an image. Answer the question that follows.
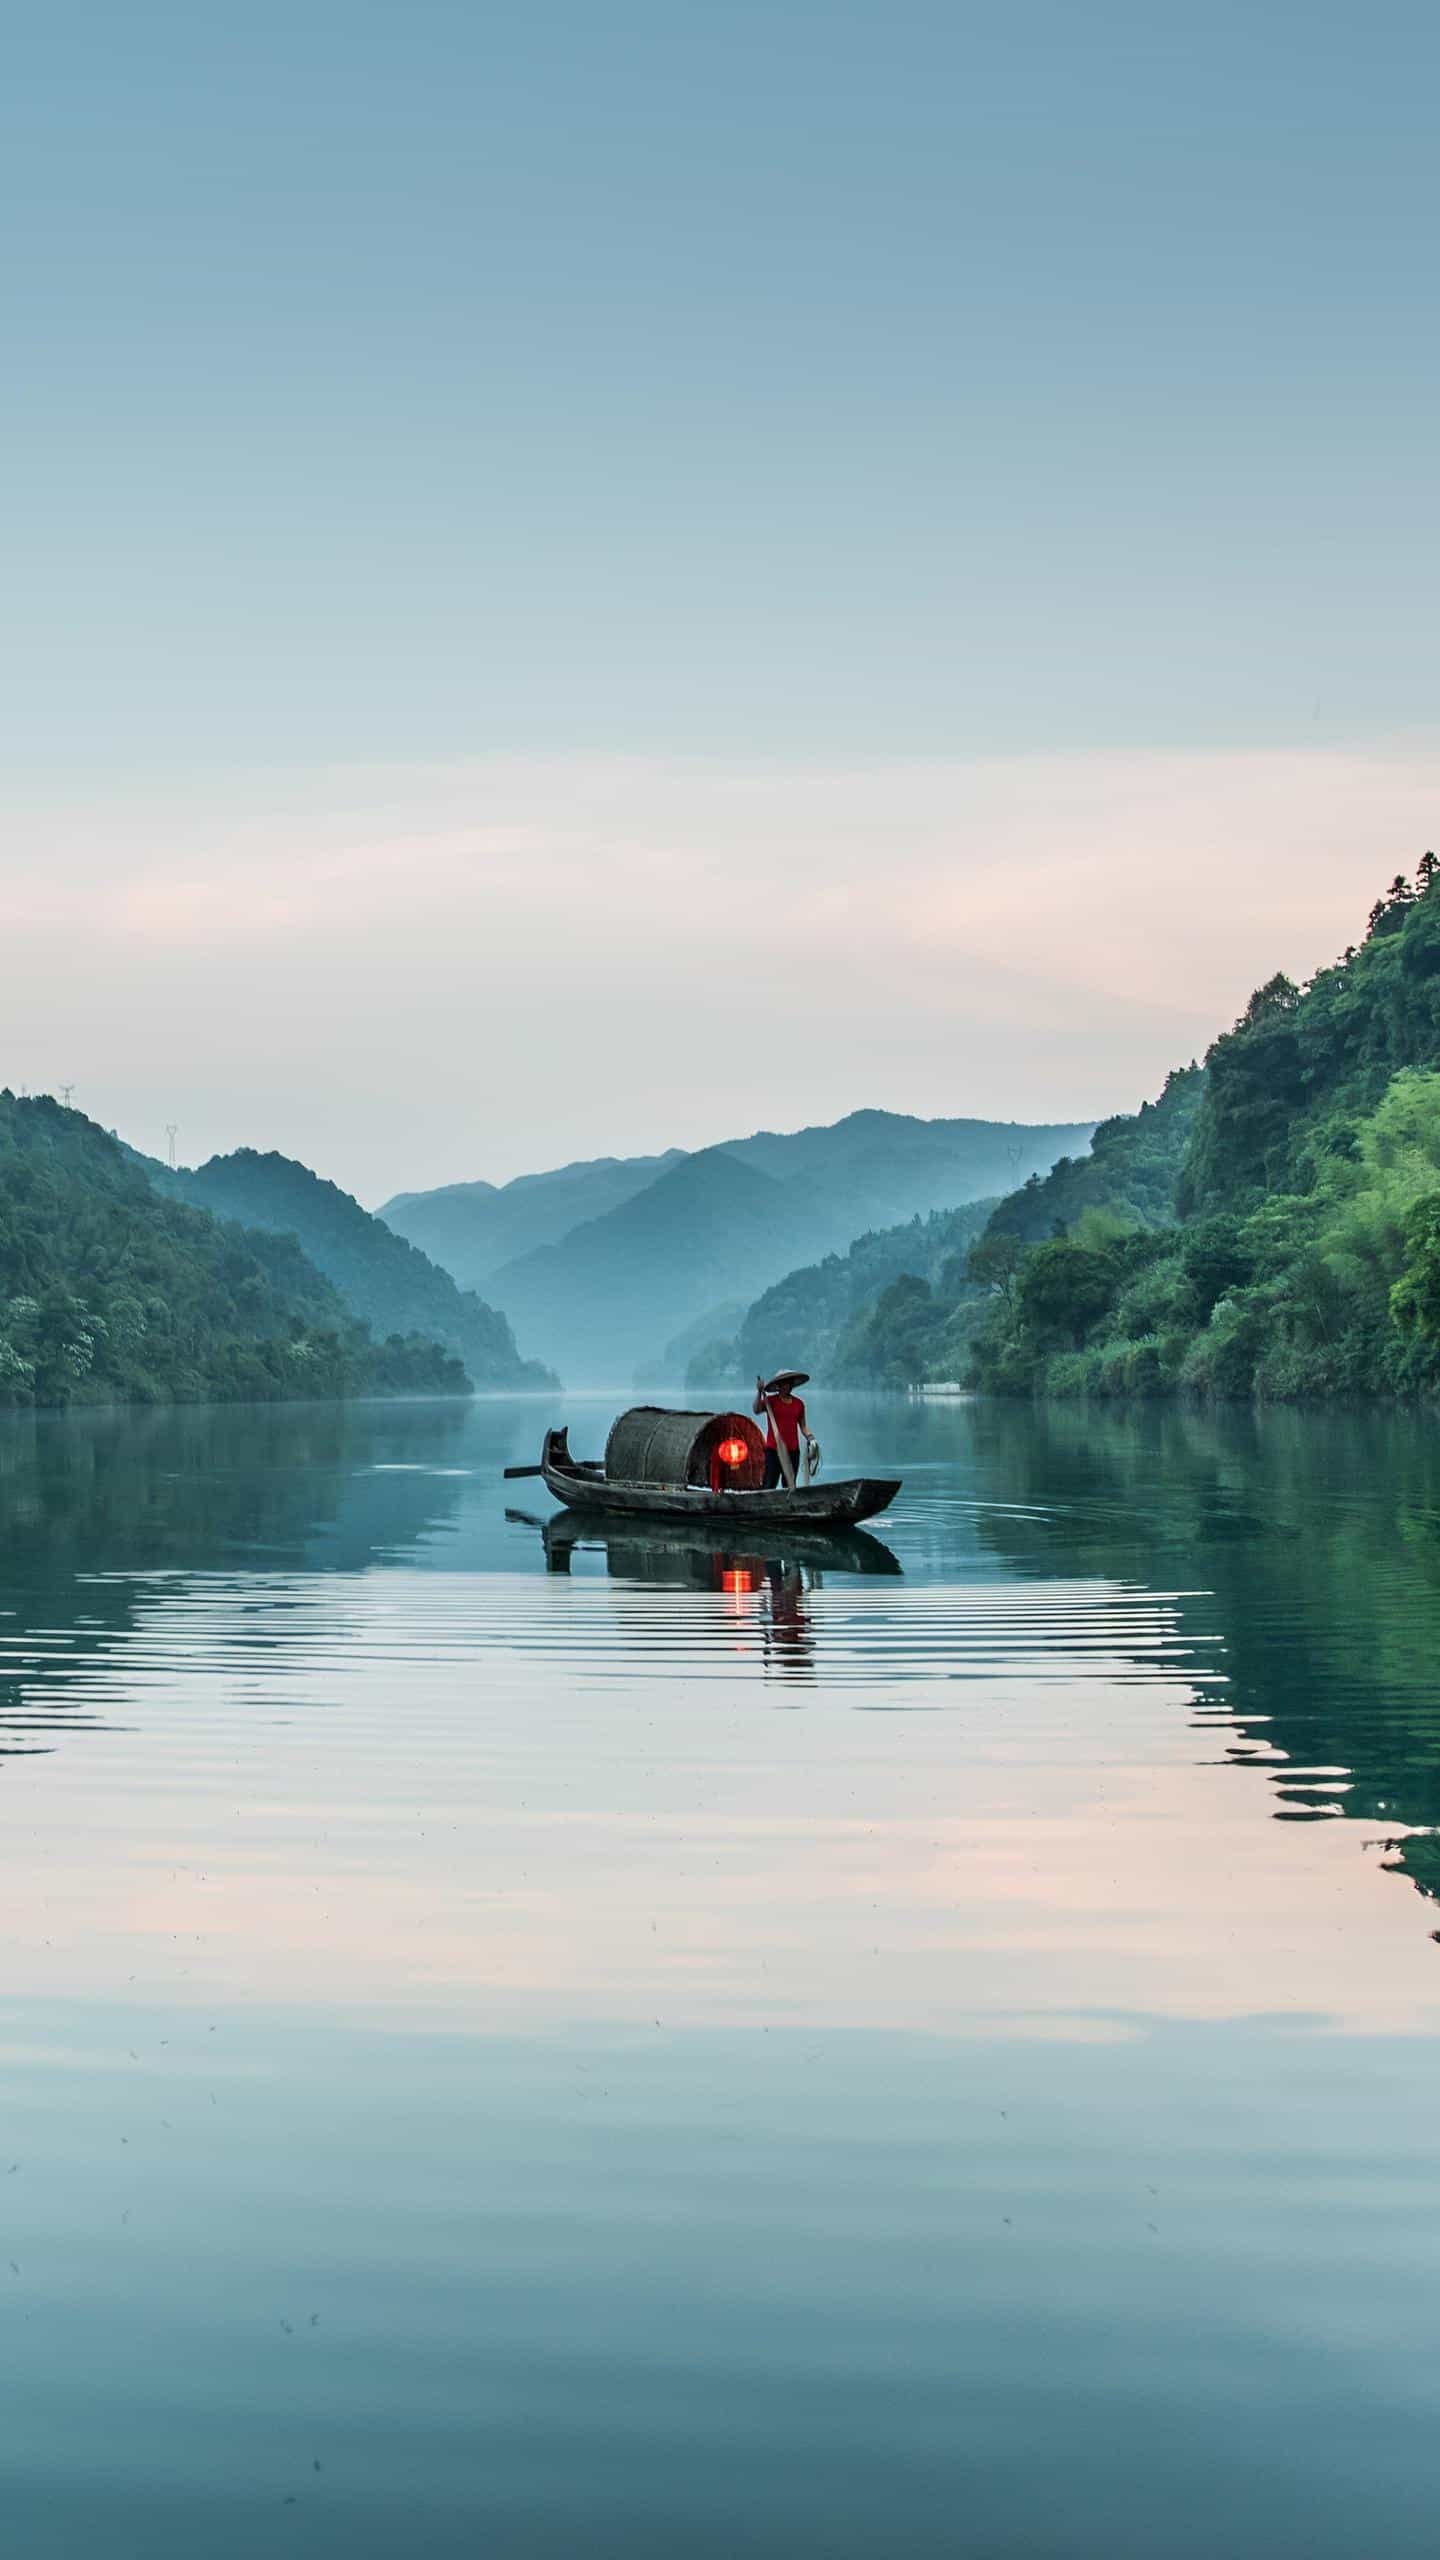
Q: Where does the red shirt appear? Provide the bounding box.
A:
[763,1392,806,1452]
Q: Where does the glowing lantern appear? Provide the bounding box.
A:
[723,1567,755,1594]
[717,1437,749,1469]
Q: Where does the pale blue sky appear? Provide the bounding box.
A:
[6,0,1437,768]
[2,3,1437,1191]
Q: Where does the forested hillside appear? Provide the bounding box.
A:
[985,1068,1204,1242]
[158,1149,552,1388]
[0,1097,468,1407]
[968,861,1440,1401]
[692,1198,998,1388]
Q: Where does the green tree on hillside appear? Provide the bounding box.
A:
[966,1230,1026,1306]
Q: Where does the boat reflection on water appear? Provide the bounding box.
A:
[511,1505,902,1585]
[506,1505,902,1684]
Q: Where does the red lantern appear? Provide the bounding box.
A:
[717,1437,749,1469]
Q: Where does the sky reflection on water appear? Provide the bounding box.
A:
[0,1394,1438,2555]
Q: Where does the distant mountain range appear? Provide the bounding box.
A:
[385,1110,1096,1382]
[487,1146,817,1384]
[381,1152,685,1288]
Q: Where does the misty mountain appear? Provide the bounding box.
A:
[722,1110,1092,1228]
[154,1149,555,1389]
[380,1151,685,1288]
[484,1110,1095,1381]
[490,1148,821,1383]
[658,1297,753,1382]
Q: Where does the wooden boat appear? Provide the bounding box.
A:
[508,1406,901,1529]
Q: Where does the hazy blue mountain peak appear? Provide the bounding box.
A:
[473,1108,1096,1384]
[156,1146,551,1389]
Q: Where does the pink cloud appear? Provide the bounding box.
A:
[2,742,1436,1193]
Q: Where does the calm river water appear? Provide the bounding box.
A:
[1,1391,1438,2555]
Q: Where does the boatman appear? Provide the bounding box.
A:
[753,1368,818,1490]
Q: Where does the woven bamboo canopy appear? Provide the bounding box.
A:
[604,1406,764,1490]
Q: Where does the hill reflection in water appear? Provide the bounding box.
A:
[956,1399,1440,1915]
[0,1400,473,1759]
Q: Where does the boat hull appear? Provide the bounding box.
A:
[540,1454,900,1528]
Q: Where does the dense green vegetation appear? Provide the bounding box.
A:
[157,1148,552,1389]
[0,1096,469,1407]
[985,1066,1205,1242]
[966,862,1440,1401]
